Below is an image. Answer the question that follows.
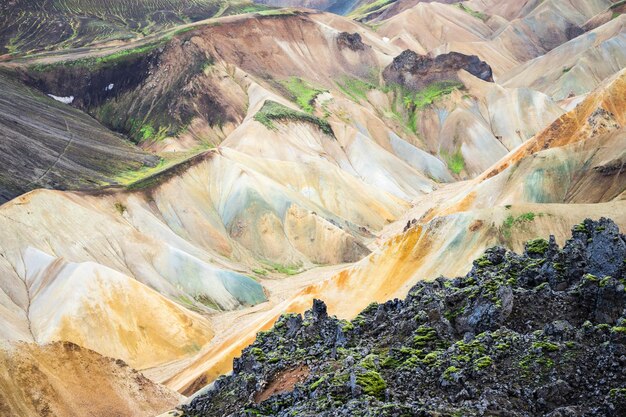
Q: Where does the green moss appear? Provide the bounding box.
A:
[532,341,560,352]
[535,356,554,368]
[473,356,493,370]
[444,306,465,322]
[309,376,326,390]
[381,355,401,369]
[250,347,266,361]
[352,315,366,327]
[252,268,268,276]
[474,255,492,268]
[112,147,211,190]
[443,366,459,381]
[573,222,588,233]
[583,273,598,283]
[254,100,334,137]
[420,350,443,367]
[526,238,549,255]
[599,276,612,287]
[363,302,379,314]
[138,124,169,142]
[360,354,379,371]
[413,325,438,348]
[495,342,510,351]
[518,351,555,378]
[341,321,354,332]
[356,371,387,398]
[609,388,626,398]
[455,339,486,356]
[261,260,302,275]
[518,212,536,222]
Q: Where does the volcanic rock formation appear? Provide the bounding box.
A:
[383,50,493,91]
[183,218,626,416]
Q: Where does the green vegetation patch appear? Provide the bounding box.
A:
[441,149,465,175]
[254,100,334,137]
[256,8,297,16]
[455,3,488,21]
[501,212,539,239]
[252,268,268,276]
[405,81,463,110]
[113,145,211,190]
[349,0,395,20]
[30,41,164,72]
[336,76,377,103]
[280,77,326,113]
[262,260,302,276]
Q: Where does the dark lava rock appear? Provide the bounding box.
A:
[382,49,493,91]
[182,218,626,417]
[337,32,366,51]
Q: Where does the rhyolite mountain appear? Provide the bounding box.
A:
[0,0,624,416]
[183,218,626,416]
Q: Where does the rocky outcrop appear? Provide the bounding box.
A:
[182,218,626,416]
[383,50,493,91]
[336,32,366,51]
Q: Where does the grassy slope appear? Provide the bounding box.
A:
[0,0,270,56]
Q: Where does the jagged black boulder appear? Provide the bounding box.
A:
[182,218,626,417]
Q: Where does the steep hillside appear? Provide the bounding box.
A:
[377,0,614,76]
[0,0,271,56]
[0,70,158,203]
[502,16,626,100]
[0,341,182,417]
